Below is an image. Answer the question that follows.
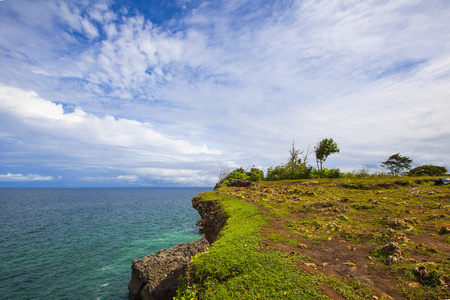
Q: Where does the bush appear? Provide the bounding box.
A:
[322,168,341,178]
[221,167,264,185]
[248,168,264,182]
[266,163,314,180]
[408,165,448,176]
[266,164,288,181]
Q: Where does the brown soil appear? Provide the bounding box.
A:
[222,178,450,299]
[263,212,405,299]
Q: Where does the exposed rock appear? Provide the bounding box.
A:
[195,220,204,233]
[387,254,404,265]
[129,194,227,300]
[380,243,405,265]
[413,266,443,286]
[427,214,446,220]
[385,217,416,231]
[192,196,227,244]
[226,179,255,187]
[128,236,210,300]
[382,242,402,256]
[439,226,450,235]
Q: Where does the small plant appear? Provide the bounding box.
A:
[175,275,198,300]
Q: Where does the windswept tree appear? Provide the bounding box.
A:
[314,138,340,178]
[381,153,413,175]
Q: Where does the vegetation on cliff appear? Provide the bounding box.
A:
[218,140,447,184]
[176,176,450,299]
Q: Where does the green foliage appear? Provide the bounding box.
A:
[325,277,378,300]
[175,275,198,300]
[380,153,413,175]
[185,192,328,299]
[314,138,340,178]
[247,167,264,181]
[220,167,264,184]
[266,141,315,180]
[184,177,450,300]
[408,165,447,176]
[265,164,288,181]
[321,168,341,178]
[266,163,314,180]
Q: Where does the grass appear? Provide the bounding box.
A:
[176,176,450,299]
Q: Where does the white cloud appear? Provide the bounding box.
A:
[134,167,214,186]
[52,0,110,40]
[0,0,449,186]
[0,173,55,181]
[81,175,139,182]
[81,17,99,39]
[0,84,220,155]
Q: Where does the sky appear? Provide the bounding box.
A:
[0,0,449,187]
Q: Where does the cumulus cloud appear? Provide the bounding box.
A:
[134,167,213,186]
[0,173,55,181]
[0,0,449,186]
[0,84,220,155]
[0,84,222,185]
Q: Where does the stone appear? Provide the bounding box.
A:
[438,226,450,235]
[192,197,227,244]
[128,236,210,300]
[381,242,402,256]
[226,179,255,187]
[387,254,403,265]
[129,194,227,300]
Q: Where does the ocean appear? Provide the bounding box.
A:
[0,188,209,299]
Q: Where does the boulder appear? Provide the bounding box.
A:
[382,242,402,256]
[128,236,210,300]
[226,179,255,187]
[438,226,450,235]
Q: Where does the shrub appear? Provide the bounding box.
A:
[221,167,264,184]
[266,163,314,180]
[408,165,447,176]
[248,168,264,182]
[322,168,341,178]
[266,164,289,181]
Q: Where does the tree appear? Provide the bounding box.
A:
[380,153,413,175]
[314,138,340,178]
[408,165,447,176]
[287,141,303,178]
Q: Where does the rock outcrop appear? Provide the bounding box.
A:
[192,196,227,244]
[128,236,209,300]
[226,179,256,187]
[128,194,227,300]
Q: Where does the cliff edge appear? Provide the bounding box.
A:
[128,194,226,300]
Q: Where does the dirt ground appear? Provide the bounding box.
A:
[225,178,450,299]
[262,206,449,299]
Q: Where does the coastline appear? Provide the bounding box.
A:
[128,177,450,299]
[128,195,226,300]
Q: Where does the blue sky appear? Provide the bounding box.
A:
[1,0,449,187]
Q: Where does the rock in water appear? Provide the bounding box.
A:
[128,236,209,300]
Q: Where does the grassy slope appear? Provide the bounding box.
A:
[176,177,450,300]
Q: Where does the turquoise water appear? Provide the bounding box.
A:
[0,188,209,299]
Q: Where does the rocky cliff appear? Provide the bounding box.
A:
[128,194,226,300]
[191,196,227,244]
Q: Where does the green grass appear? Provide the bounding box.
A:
[176,192,329,299]
[176,177,450,299]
